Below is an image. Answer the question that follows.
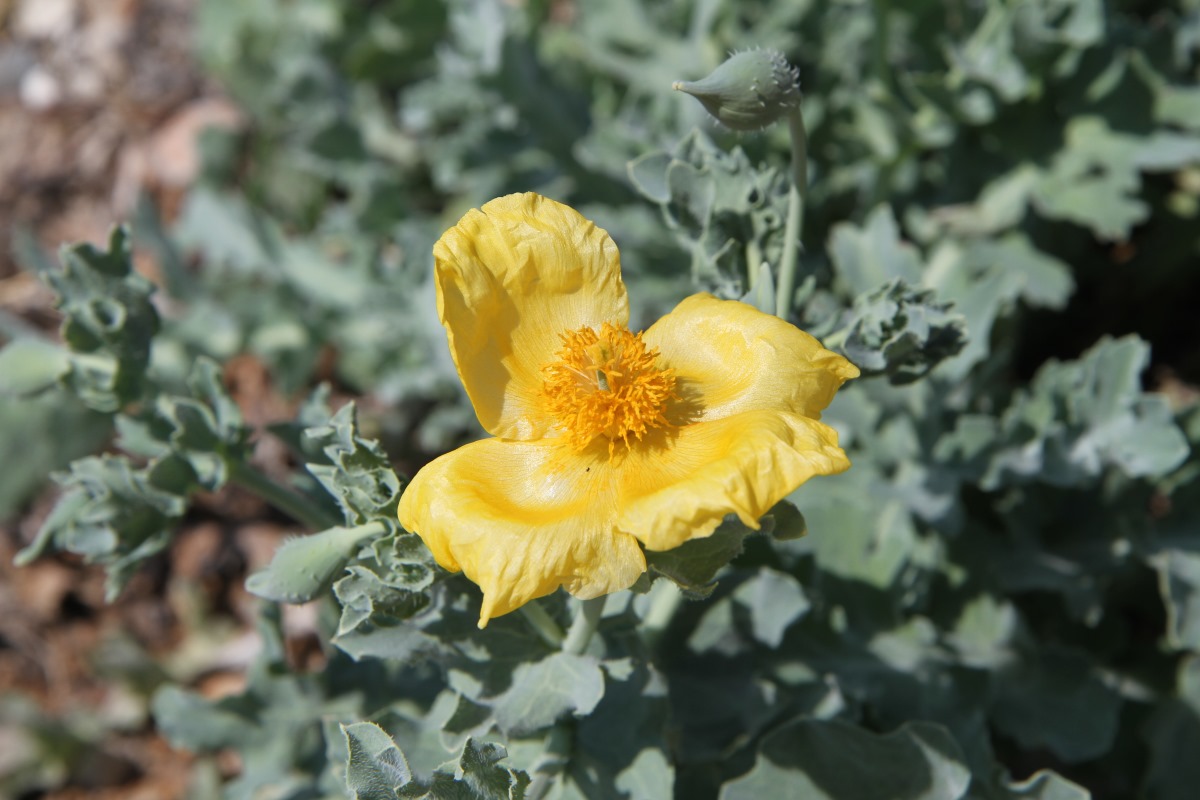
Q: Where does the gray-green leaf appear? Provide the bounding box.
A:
[246,522,384,604]
[720,718,971,800]
[492,652,605,736]
[344,721,412,800]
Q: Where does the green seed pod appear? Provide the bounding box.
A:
[673,49,801,131]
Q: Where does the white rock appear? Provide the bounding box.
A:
[13,0,78,40]
[19,64,61,110]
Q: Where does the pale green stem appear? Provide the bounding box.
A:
[775,106,809,319]
[526,597,606,800]
[562,596,605,655]
[745,210,766,292]
[227,460,340,532]
[787,105,809,194]
[745,237,763,291]
[519,600,566,649]
[821,328,850,351]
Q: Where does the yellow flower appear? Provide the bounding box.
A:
[398,193,858,627]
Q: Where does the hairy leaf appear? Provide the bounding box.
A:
[306,402,403,526]
[46,228,160,412]
[491,653,605,736]
[835,278,967,384]
[344,721,413,800]
[247,523,384,604]
[645,516,753,598]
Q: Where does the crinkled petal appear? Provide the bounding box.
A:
[616,410,851,551]
[644,293,859,423]
[435,193,630,440]
[397,437,645,626]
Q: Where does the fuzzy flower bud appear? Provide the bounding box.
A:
[673,49,801,131]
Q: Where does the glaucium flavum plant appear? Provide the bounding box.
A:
[399,193,858,626]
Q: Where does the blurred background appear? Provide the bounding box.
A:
[0,2,290,797]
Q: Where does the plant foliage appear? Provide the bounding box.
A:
[5,0,1200,798]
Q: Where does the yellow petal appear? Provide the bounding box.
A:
[644,293,859,423]
[616,411,851,551]
[434,193,630,440]
[397,436,646,626]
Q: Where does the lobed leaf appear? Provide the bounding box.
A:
[491,652,605,736]
[830,206,923,296]
[344,721,413,800]
[981,336,1189,489]
[719,718,972,800]
[990,647,1122,763]
[644,515,753,598]
[305,402,404,526]
[333,532,438,635]
[835,278,967,385]
[46,227,160,413]
[17,455,189,599]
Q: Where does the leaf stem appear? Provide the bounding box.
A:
[820,327,850,351]
[227,460,340,531]
[775,106,809,319]
[526,597,606,799]
[562,596,605,656]
[519,600,566,649]
[745,233,764,292]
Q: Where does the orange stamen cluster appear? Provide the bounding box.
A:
[541,322,676,454]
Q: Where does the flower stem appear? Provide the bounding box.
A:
[745,239,762,291]
[820,328,850,351]
[519,600,566,649]
[562,596,605,655]
[526,597,606,799]
[775,105,809,319]
[227,460,340,532]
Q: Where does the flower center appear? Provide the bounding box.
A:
[541,322,676,453]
